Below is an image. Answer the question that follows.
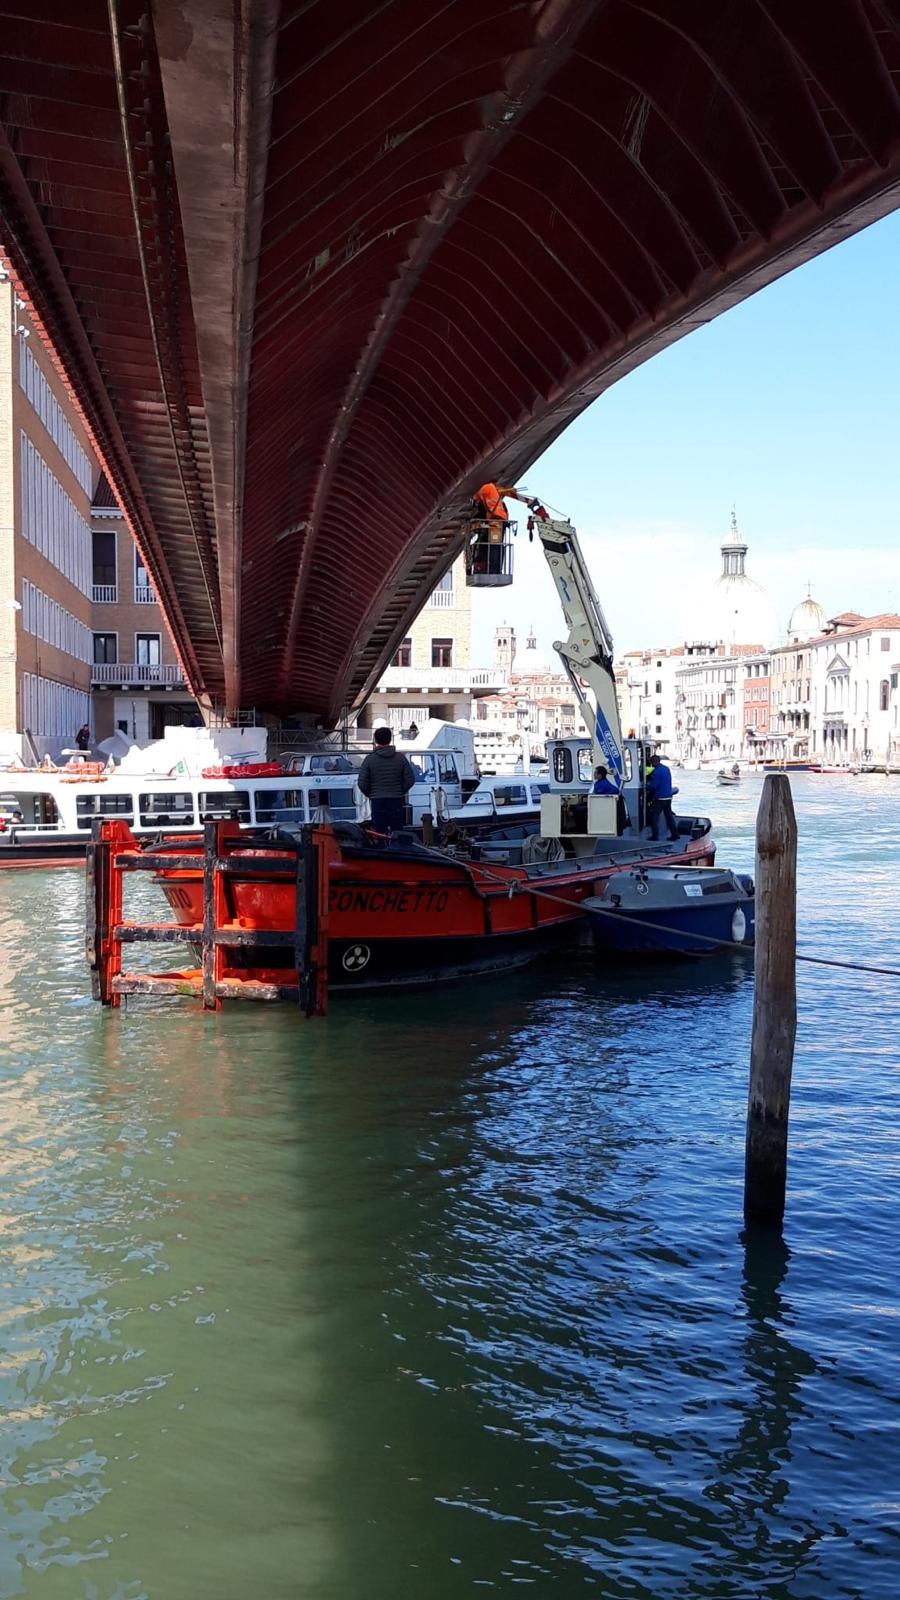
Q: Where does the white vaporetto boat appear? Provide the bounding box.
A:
[0,720,552,865]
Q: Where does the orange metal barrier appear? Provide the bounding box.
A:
[85,819,330,1013]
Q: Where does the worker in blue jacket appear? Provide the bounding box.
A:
[592,764,618,795]
[646,753,679,841]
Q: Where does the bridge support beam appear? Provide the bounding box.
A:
[153,0,281,716]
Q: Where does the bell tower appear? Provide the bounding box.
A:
[494,623,516,675]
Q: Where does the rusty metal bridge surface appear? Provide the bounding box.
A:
[2,2,900,720]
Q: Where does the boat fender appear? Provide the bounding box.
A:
[731,908,747,943]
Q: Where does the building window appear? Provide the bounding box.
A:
[93,632,117,664]
[655,680,662,694]
[655,704,662,716]
[881,637,891,651]
[880,680,890,712]
[437,570,453,591]
[135,550,154,602]
[92,528,116,588]
[392,636,412,668]
[431,637,453,668]
[135,633,161,665]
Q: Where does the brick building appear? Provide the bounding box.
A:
[359,556,504,731]
[741,653,771,756]
[90,475,195,745]
[0,271,199,761]
[0,273,94,762]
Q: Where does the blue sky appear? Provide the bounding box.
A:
[471,209,900,663]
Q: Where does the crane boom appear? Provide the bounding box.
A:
[527,503,625,782]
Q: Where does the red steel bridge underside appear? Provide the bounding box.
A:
[2,1,900,721]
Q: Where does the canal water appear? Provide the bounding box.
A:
[0,774,898,1599]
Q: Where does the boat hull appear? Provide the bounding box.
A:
[155,829,716,991]
[584,867,754,957]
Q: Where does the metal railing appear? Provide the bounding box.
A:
[92,584,117,603]
[92,661,184,684]
[134,585,156,604]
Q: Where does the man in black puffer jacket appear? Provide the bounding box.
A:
[357,727,417,835]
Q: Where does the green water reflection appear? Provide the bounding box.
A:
[1,774,898,1598]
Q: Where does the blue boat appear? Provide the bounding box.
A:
[583,866,755,957]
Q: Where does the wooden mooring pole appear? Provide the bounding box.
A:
[744,773,798,1229]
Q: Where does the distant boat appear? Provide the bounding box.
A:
[583,865,754,957]
[763,759,821,773]
[717,764,741,787]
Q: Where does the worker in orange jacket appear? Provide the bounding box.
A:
[475,482,532,573]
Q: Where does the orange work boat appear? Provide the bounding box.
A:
[87,812,715,1010]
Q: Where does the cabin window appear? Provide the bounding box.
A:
[530,783,549,803]
[139,792,194,827]
[622,748,633,783]
[33,794,59,827]
[577,747,593,783]
[493,784,527,807]
[253,788,306,825]
[411,754,435,782]
[309,787,357,820]
[75,793,134,828]
[306,755,356,774]
[199,790,250,823]
[552,746,572,784]
[437,753,457,783]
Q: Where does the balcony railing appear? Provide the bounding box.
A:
[92,583,118,603]
[92,662,184,685]
[134,584,157,604]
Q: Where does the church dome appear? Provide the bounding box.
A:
[513,627,551,676]
[788,591,826,641]
[684,511,778,648]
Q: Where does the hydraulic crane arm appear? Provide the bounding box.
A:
[525,501,625,782]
